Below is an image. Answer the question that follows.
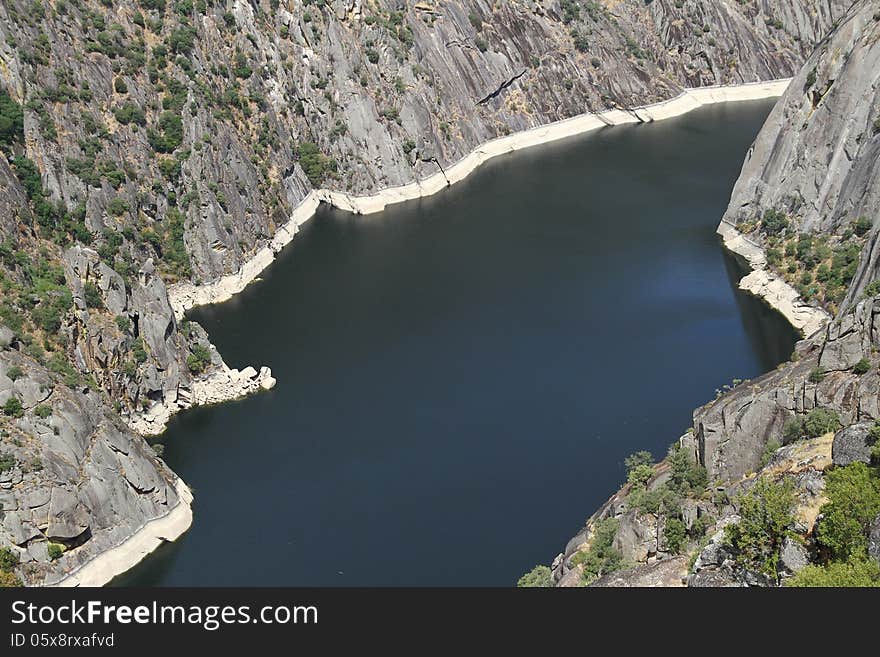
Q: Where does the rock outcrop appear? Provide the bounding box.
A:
[0,342,191,586]
[551,1,880,588]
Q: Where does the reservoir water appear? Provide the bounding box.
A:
[117,98,797,586]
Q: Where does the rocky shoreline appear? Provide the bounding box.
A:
[169,80,792,317]
[51,478,193,587]
[128,362,276,436]
[717,220,831,337]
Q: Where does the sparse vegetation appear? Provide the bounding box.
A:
[724,476,796,581]
[571,518,624,585]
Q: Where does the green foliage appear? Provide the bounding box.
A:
[0,546,19,572]
[759,439,782,469]
[47,542,64,561]
[724,476,796,581]
[668,444,708,495]
[516,565,552,587]
[803,407,841,438]
[761,209,790,236]
[2,397,23,418]
[571,518,623,584]
[168,26,196,55]
[47,352,81,387]
[627,463,654,488]
[296,142,336,187]
[808,367,826,384]
[112,101,146,126]
[787,557,880,587]
[0,89,24,146]
[148,111,184,153]
[624,450,654,470]
[186,343,211,373]
[854,216,873,238]
[625,450,655,487]
[158,156,181,180]
[5,365,22,381]
[663,518,687,554]
[0,453,15,473]
[132,338,148,363]
[83,281,103,309]
[815,463,880,561]
[854,358,872,375]
[628,482,680,516]
[782,408,842,445]
[33,404,52,419]
[115,315,131,333]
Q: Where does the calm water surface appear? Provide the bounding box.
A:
[117,99,796,586]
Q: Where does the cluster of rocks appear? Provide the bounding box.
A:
[128,363,276,436]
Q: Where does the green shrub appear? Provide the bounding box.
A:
[803,407,841,437]
[783,416,805,442]
[516,565,552,587]
[663,518,687,554]
[115,315,131,332]
[0,453,15,473]
[2,397,23,418]
[0,546,19,572]
[158,156,181,180]
[627,463,654,488]
[853,358,871,375]
[787,556,880,587]
[668,444,708,495]
[148,111,184,153]
[112,102,146,126]
[853,216,873,237]
[296,142,336,187]
[107,197,129,216]
[33,404,52,419]
[5,365,22,381]
[761,209,790,236]
[815,462,880,561]
[759,438,782,468]
[83,281,103,309]
[132,337,147,363]
[571,518,623,584]
[46,543,64,560]
[625,450,655,487]
[0,89,24,146]
[724,476,796,581]
[808,367,826,384]
[186,343,211,373]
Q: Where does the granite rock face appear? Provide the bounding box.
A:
[720,1,880,311]
[686,296,880,482]
[0,0,850,281]
[0,344,184,586]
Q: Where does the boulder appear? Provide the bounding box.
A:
[778,536,810,576]
[832,422,875,466]
[0,325,14,349]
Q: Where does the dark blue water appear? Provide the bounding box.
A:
[116,99,796,586]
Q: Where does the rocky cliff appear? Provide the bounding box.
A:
[546,0,880,588]
[0,0,855,585]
